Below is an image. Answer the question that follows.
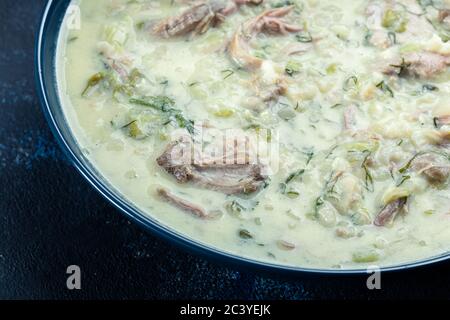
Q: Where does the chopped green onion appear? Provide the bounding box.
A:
[376,81,394,97]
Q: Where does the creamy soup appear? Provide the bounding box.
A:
[57,0,450,269]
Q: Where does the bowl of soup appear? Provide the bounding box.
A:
[36,0,450,273]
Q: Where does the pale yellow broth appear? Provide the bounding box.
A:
[57,0,450,269]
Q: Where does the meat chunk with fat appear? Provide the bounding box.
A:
[153,0,262,38]
[157,187,209,218]
[384,52,450,79]
[412,155,450,185]
[157,135,268,194]
[228,5,302,70]
[157,187,223,219]
[374,197,408,227]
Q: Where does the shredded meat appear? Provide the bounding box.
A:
[153,0,262,38]
[228,5,302,70]
[157,187,210,218]
[157,135,268,194]
[435,115,450,128]
[439,9,450,25]
[384,52,450,79]
[422,166,450,184]
[412,155,450,185]
[374,197,408,227]
[439,131,450,146]
[251,76,287,103]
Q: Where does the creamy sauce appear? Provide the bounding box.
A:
[58,0,450,269]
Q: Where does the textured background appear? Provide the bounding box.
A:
[1,0,449,300]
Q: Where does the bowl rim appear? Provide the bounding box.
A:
[35,0,450,275]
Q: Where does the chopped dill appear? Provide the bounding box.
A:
[390,58,411,77]
[376,81,394,97]
[221,69,235,80]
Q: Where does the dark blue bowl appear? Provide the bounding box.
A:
[36,0,450,275]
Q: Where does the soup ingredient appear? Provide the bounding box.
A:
[60,0,450,270]
[384,52,450,79]
[157,135,268,194]
[411,155,450,185]
[374,197,408,227]
[157,187,209,218]
[153,0,262,38]
[228,5,302,70]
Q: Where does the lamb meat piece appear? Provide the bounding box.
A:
[153,0,228,38]
[157,187,209,218]
[434,115,450,128]
[157,135,268,194]
[439,9,450,26]
[422,166,450,184]
[153,0,262,38]
[384,52,450,79]
[374,197,408,227]
[411,155,450,185]
[228,5,302,70]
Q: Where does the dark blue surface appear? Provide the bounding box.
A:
[1,0,450,299]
